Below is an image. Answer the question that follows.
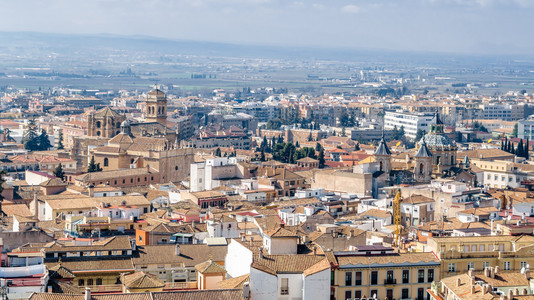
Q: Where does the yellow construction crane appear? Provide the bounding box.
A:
[393,190,402,248]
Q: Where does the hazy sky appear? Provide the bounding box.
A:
[2,0,533,54]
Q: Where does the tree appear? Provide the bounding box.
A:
[295,141,300,148]
[21,118,39,151]
[260,148,266,162]
[57,130,64,150]
[277,135,284,144]
[307,132,313,142]
[53,163,65,180]
[37,129,52,151]
[513,123,518,138]
[518,139,524,157]
[88,156,100,173]
[526,138,530,160]
[318,149,325,169]
[354,143,360,151]
[215,147,222,157]
[315,143,322,152]
[341,127,346,137]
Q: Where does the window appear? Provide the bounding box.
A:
[417,287,425,300]
[355,271,362,285]
[280,278,289,295]
[78,279,85,286]
[345,272,352,286]
[370,271,378,285]
[370,289,378,299]
[103,158,109,167]
[354,290,362,299]
[345,290,352,300]
[87,279,93,286]
[521,261,528,269]
[480,245,485,251]
[386,270,394,284]
[448,263,456,272]
[96,278,102,285]
[387,289,393,300]
[427,269,434,283]
[467,262,474,270]
[175,166,178,171]
[418,269,425,283]
[483,261,490,269]
[504,261,511,270]
[402,269,410,284]
[402,288,409,299]
[471,245,477,252]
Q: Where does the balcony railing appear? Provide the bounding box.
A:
[85,285,123,293]
[384,278,397,285]
[165,282,197,290]
[83,281,197,293]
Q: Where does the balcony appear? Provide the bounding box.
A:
[384,278,397,285]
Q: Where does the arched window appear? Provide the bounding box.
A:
[420,163,424,174]
[104,158,109,167]
[96,131,101,136]
[379,161,383,172]
[87,279,93,286]
[96,121,101,128]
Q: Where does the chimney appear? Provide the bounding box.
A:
[175,244,181,256]
[32,192,39,218]
[88,184,94,197]
[507,289,513,300]
[456,278,461,287]
[525,267,530,280]
[494,266,500,277]
[242,282,250,299]
[491,220,495,235]
[471,285,476,294]
[485,267,490,277]
[482,284,487,295]
[468,269,474,277]
[85,287,91,300]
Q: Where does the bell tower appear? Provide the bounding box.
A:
[145,89,167,125]
[414,139,432,182]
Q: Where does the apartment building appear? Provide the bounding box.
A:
[470,159,534,189]
[330,247,440,300]
[384,111,435,140]
[425,235,534,279]
[479,103,525,121]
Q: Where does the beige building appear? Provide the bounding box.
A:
[312,169,373,197]
[425,235,534,279]
[330,247,440,300]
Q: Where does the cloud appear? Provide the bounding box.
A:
[341,4,361,14]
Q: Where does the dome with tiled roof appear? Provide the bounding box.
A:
[418,112,456,150]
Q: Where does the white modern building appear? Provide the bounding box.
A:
[518,117,534,140]
[384,111,435,140]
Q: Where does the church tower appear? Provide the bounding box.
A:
[374,134,392,174]
[145,89,168,125]
[418,112,457,174]
[414,139,433,182]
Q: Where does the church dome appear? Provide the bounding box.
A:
[120,120,131,128]
[418,133,455,149]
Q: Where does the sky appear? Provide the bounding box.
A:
[2,0,534,55]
